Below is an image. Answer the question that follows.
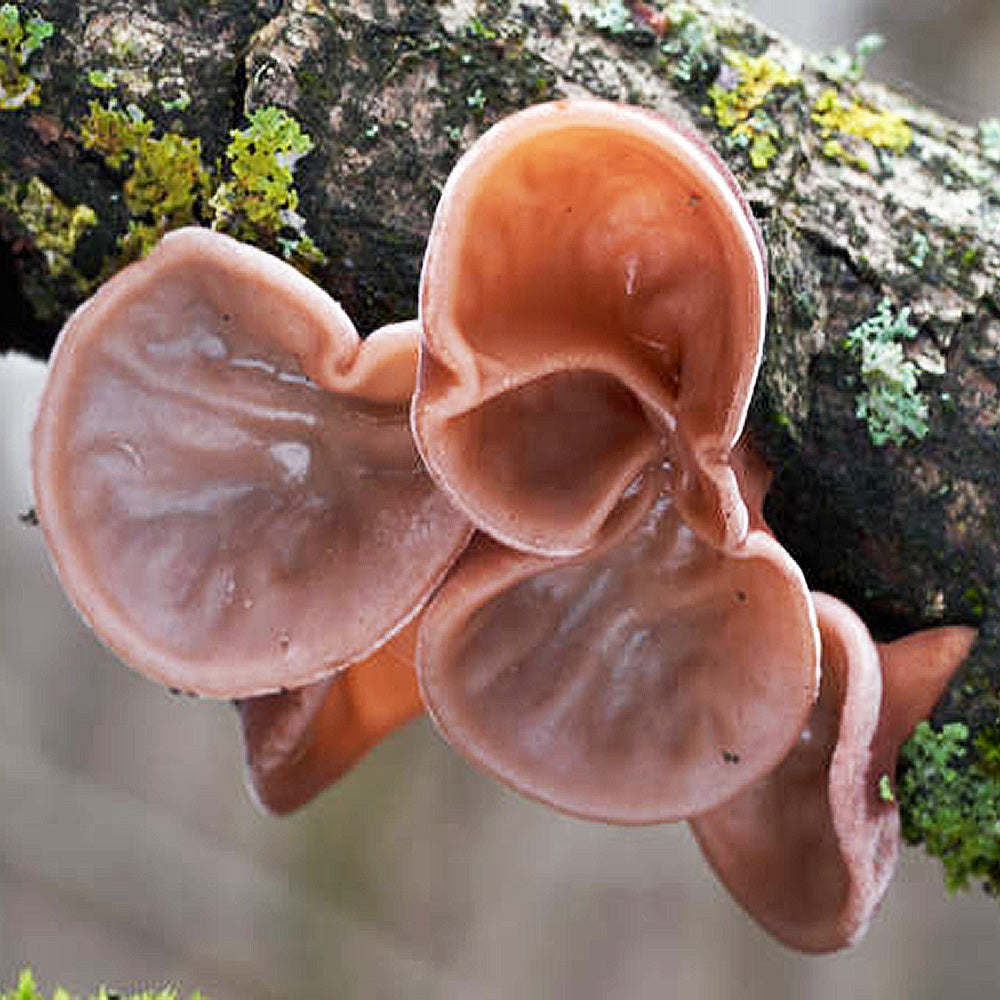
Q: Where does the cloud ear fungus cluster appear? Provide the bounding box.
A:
[417,468,819,824]
[413,98,767,558]
[691,593,977,952]
[32,227,471,698]
[237,618,424,815]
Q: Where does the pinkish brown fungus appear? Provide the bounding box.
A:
[33,227,471,698]
[416,463,819,824]
[413,98,767,558]
[237,618,424,815]
[691,592,976,952]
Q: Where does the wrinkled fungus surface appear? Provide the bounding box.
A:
[692,593,977,952]
[414,99,767,557]
[33,228,471,697]
[418,466,819,824]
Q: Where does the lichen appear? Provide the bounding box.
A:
[657,3,717,86]
[0,3,52,110]
[978,118,1000,164]
[81,101,209,259]
[811,88,912,167]
[1,968,205,1000]
[80,100,323,269]
[708,52,796,127]
[585,0,637,37]
[706,52,796,169]
[210,106,325,267]
[0,174,97,284]
[813,32,883,84]
[841,299,930,447]
[898,721,1000,897]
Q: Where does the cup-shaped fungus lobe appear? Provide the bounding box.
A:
[417,468,818,824]
[690,593,976,953]
[414,98,767,557]
[237,618,424,814]
[33,228,471,698]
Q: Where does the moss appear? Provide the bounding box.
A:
[1,969,205,1000]
[79,100,323,270]
[898,721,1000,896]
[0,174,97,285]
[811,87,912,166]
[841,298,930,447]
[0,3,52,110]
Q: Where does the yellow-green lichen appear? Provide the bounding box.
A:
[0,174,97,284]
[812,87,912,166]
[709,53,797,128]
[80,101,324,268]
[82,101,209,259]
[707,53,797,168]
[1,968,205,1000]
[210,106,325,267]
[0,3,53,110]
[898,721,1000,896]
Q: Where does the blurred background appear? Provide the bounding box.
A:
[2,2,999,998]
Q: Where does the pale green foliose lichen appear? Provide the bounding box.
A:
[657,3,716,85]
[841,298,930,447]
[813,32,884,84]
[585,0,634,36]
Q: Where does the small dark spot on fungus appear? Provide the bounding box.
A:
[18,508,39,526]
[722,750,741,763]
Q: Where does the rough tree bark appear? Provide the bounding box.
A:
[2,0,999,895]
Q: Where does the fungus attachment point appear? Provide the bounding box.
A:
[414,98,766,557]
[237,619,424,815]
[691,593,977,953]
[33,228,471,698]
[417,469,818,824]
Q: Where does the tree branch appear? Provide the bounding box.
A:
[2,0,999,895]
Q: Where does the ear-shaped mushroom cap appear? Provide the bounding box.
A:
[416,467,818,824]
[33,228,472,698]
[236,618,424,815]
[414,98,766,557]
[690,593,976,953]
